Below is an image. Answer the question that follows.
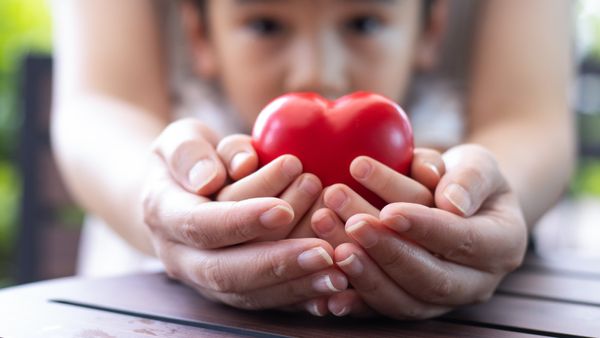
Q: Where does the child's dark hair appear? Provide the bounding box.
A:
[192,0,436,27]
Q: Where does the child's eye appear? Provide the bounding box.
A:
[247,17,285,36]
[345,15,382,35]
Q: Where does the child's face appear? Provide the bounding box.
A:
[184,0,442,129]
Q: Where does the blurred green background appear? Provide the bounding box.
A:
[0,0,51,287]
[1,1,600,287]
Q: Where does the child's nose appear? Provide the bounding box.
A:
[284,33,349,97]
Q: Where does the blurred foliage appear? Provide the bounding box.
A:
[576,0,600,197]
[0,0,52,153]
[571,158,600,196]
[0,0,52,286]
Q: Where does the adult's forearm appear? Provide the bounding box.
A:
[52,94,168,255]
[467,115,575,228]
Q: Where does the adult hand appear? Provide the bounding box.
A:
[142,119,347,311]
[326,145,527,319]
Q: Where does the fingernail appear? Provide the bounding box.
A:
[332,306,350,317]
[230,152,251,173]
[298,247,333,271]
[352,158,372,180]
[425,162,440,178]
[383,214,410,233]
[188,159,217,192]
[336,254,364,276]
[313,212,336,237]
[443,183,471,215]
[259,205,294,228]
[346,221,378,248]
[299,175,321,196]
[325,188,347,211]
[282,156,302,178]
[306,301,325,317]
[313,275,344,293]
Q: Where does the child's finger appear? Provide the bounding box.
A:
[256,173,323,241]
[153,118,227,195]
[216,134,259,181]
[162,238,341,298]
[217,155,302,201]
[350,156,433,206]
[411,148,446,191]
[436,144,508,217]
[311,208,353,248]
[333,243,451,320]
[322,184,379,221]
[286,194,327,239]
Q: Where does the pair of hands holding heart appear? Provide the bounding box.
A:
[142,93,528,319]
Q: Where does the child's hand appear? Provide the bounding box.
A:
[325,145,528,319]
[288,148,446,315]
[143,119,347,311]
[293,148,445,245]
[213,134,324,241]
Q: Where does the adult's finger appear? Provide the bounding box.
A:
[153,118,227,195]
[143,171,297,248]
[411,148,446,191]
[160,238,339,295]
[216,134,259,181]
[344,214,500,306]
[436,144,509,216]
[334,243,452,319]
[217,155,302,201]
[327,290,376,317]
[350,156,433,206]
[379,202,527,272]
[210,268,348,310]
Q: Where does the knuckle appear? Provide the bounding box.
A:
[264,252,288,281]
[141,189,159,228]
[425,274,453,302]
[180,220,210,248]
[444,226,477,261]
[141,185,168,232]
[201,258,236,293]
[379,238,409,268]
[224,202,255,240]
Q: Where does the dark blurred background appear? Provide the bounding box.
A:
[1,1,600,288]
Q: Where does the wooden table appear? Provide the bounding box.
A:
[1,253,600,338]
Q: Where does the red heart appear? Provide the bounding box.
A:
[251,92,413,208]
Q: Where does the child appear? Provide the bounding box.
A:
[51,0,574,319]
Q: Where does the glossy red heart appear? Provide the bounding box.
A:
[251,92,413,208]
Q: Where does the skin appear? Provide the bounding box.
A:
[51,0,574,319]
